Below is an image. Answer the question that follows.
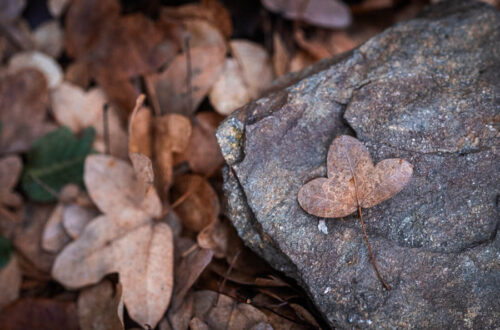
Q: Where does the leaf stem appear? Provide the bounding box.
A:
[358,205,391,291]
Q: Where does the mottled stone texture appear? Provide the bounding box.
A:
[217,1,499,329]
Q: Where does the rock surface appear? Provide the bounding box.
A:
[216,1,500,328]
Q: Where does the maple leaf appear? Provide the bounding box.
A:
[298,135,412,289]
[52,154,173,328]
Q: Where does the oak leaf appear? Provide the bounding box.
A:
[298,135,413,218]
[52,154,174,328]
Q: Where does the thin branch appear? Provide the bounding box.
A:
[102,103,110,155]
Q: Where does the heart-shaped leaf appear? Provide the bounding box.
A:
[298,135,413,290]
[298,135,413,218]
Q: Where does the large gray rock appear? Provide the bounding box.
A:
[216,1,500,328]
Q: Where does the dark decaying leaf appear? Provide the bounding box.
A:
[21,127,96,202]
[0,298,79,330]
[77,280,124,330]
[298,135,413,218]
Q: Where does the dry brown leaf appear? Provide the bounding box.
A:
[128,95,153,157]
[64,0,121,58]
[197,218,241,259]
[62,203,97,239]
[178,112,225,176]
[209,58,251,116]
[33,20,64,59]
[14,204,56,273]
[0,69,52,154]
[298,135,413,218]
[52,155,173,328]
[0,156,23,209]
[8,51,63,89]
[0,0,25,23]
[161,0,233,39]
[172,174,220,232]
[0,298,79,330]
[192,290,271,329]
[155,44,226,115]
[86,14,177,83]
[230,40,274,98]
[64,60,90,89]
[42,203,71,253]
[183,19,226,49]
[77,280,124,330]
[289,49,316,72]
[273,32,290,78]
[51,82,128,158]
[262,0,351,29]
[294,28,330,60]
[154,114,192,194]
[172,246,213,310]
[129,153,155,196]
[167,291,194,330]
[0,254,21,310]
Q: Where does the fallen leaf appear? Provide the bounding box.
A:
[177,112,225,176]
[0,0,25,23]
[41,203,71,253]
[0,253,21,309]
[161,0,233,39]
[77,280,124,330]
[0,156,23,209]
[14,204,56,273]
[197,217,242,259]
[172,174,220,232]
[209,58,251,116]
[154,44,226,115]
[0,298,79,330]
[230,40,274,98]
[51,82,128,158]
[128,95,153,157]
[21,127,96,202]
[172,245,213,310]
[261,0,351,29]
[33,20,64,58]
[167,291,194,330]
[62,203,98,239]
[182,19,226,49]
[52,155,174,328]
[154,114,192,195]
[192,290,271,329]
[64,60,91,89]
[129,152,155,191]
[0,69,52,154]
[8,51,63,89]
[298,135,413,218]
[48,0,72,17]
[64,0,121,58]
[289,49,316,72]
[272,32,290,78]
[298,135,412,289]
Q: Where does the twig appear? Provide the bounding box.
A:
[102,103,110,155]
[215,249,242,307]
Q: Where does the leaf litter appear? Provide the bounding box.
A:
[0,0,437,328]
